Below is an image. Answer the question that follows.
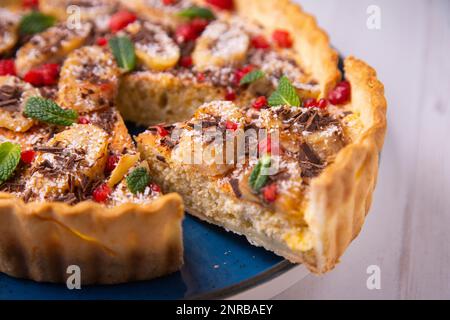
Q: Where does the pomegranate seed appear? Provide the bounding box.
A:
[109,11,137,33]
[150,183,161,193]
[190,18,209,33]
[93,183,111,203]
[22,0,39,9]
[156,125,169,137]
[105,155,120,173]
[317,98,328,109]
[179,56,193,68]
[258,136,280,156]
[225,89,237,101]
[225,120,238,131]
[196,72,206,82]
[252,96,267,110]
[77,116,90,124]
[23,64,59,86]
[96,37,108,46]
[206,0,234,10]
[272,29,293,48]
[328,81,351,105]
[303,98,317,108]
[262,183,278,203]
[0,59,16,76]
[233,65,254,86]
[20,150,35,164]
[251,35,270,50]
[162,0,176,5]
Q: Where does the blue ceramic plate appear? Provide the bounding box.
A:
[0,123,294,300]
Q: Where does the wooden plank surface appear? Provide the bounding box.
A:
[276,0,450,299]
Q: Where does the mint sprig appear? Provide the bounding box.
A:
[126,167,150,195]
[109,36,136,72]
[248,156,271,193]
[0,142,21,185]
[24,97,78,126]
[240,70,265,86]
[19,12,56,35]
[178,6,215,20]
[268,76,301,107]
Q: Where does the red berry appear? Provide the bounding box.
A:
[328,81,351,105]
[252,96,267,110]
[23,64,60,87]
[96,37,108,46]
[206,0,234,10]
[262,183,277,203]
[303,98,317,108]
[225,120,238,131]
[225,89,237,101]
[175,19,208,43]
[105,155,120,173]
[317,98,328,109]
[258,136,280,156]
[109,11,137,33]
[163,0,176,5]
[272,29,293,48]
[251,35,270,50]
[93,183,111,203]
[234,65,254,86]
[150,183,161,193]
[21,150,35,164]
[22,0,39,9]
[190,18,209,33]
[0,59,16,76]
[179,56,193,68]
[77,116,90,124]
[156,125,169,137]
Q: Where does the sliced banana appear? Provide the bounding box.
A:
[0,8,20,55]
[123,21,180,71]
[39,0,118,21]
[57,46,120,113]
[0,76,39,132]
[192,20,250,71]
[25,124,109,200]
[15,22,92,77]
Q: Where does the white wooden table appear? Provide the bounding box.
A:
[272,0,450,299]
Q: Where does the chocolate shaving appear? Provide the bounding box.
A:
[298,142,325,178]
[160,137,176,148]
[229,178,242,198]
[156,155,166,163]
[299,142,322,165]
[34,146,64,154]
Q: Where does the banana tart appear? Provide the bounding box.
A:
[0,0,386,283]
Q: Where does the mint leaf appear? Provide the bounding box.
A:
[126,167,150,195]
[178,6,215,20]
[19,12,56,35]
[0,142,21,185]
[109,36,136,72]
[268,76,301,107]
[24,96,78,126]
[240,70,265,86]
[248,156,271,192]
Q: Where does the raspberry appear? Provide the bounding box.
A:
[179,56,193,68]
[23,64,60,87]
[93,183,112,203]
[206,0,234,11]
[272,29,293,48]
[252,96,267,110]
[109,11,137,33]
[251,35,270,50]
[0,59,16,76]
[262,183,277,203]
[328,81,351,105]
[105,155,120,173]
[21,150,36,164]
